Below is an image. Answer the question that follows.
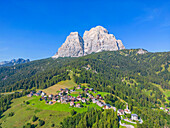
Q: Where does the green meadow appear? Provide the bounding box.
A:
[0,85,107,128]
[28,96,101,113]
[0,96,70,128]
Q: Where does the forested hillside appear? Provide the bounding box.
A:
[0,49,170,127]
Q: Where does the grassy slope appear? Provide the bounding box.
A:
[28,96,101,113]
[156,64,165,74]
[0,80,105,128]
[168,64,170,72]
[152,83,170,104]
[42,70,76,95]
[43,80,76,95]
[123,77,170,105]
[0,96,70,128]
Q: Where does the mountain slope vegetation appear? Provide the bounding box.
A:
[0,49,170,127]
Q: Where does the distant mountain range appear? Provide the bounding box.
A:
[0,58,30,67]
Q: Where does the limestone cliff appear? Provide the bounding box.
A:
[52,26,125,58]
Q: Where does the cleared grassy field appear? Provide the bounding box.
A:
[156,64,165,74]
[28,96,101,113]
[0,89,23,95]
[168,64,170,72]
[43,80,77,95]
[68,91,80,97]
[164,90,170,97]
[152,83,170,104]
[0,96,70,128]
[92,91,110,97]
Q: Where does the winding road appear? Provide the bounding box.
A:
[119,121,134,128]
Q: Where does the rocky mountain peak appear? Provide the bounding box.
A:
[90,26,109,34]
[137,49,148,54]
[0,58,30,67]
[52,26,125,58]
[52,32,84,58]
[83,26,124,55]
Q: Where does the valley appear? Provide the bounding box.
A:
[0,49,169,128]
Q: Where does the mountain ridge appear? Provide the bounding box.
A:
[52,26,125,58]
[0,58,30,67]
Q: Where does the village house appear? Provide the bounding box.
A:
[49,101,53,105]
[27,93,33,97]
[70,101,75,106]
[49,94,53,98]
[58,92,63,96]
[43,97,47,101]
[65,88,69,93]
[104,104,111,109]
[86,93,90,96]
[124,109,131,114]
[111,106,116,111]
[54,94,59,98]
[92,98,98,103]
[97,101,104,107]
[34,92,41,96]
[48,97,52,100]
[76,103,81,108]
[82,98,86,103]
[168,112,170,115]
[71,97,75,101]
[96,94,101,99]
[38,90,42,94]
[160,107,164,110]
[65,97,70,102]
[77,96,82,101]
[125,104,129,109]
[96,94,103,100]
[89,94,94,99]
[31,91,35,94]
[41,96,45,99]
[165,108,169,112]
[77,85,81,89]
[131,114,138,121]
[85,88,89,92]
[99,96,103,100]
[60,97,65,103]
[52,97,57,101]
[41,92,46,96]
[89,88,94,91]
[70,89,74,92]
[117,109,124,115]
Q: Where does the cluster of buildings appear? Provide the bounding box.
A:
[117,104,139,121]
[117,104,141,121]
[27,85,141,122]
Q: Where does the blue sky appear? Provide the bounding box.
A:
[0,0,170,61]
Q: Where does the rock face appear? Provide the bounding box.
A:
[83,26,125,55]
[137,49,148,54]
[52,32,84,58]
[0,58,30,67]
[52,26,125,58]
